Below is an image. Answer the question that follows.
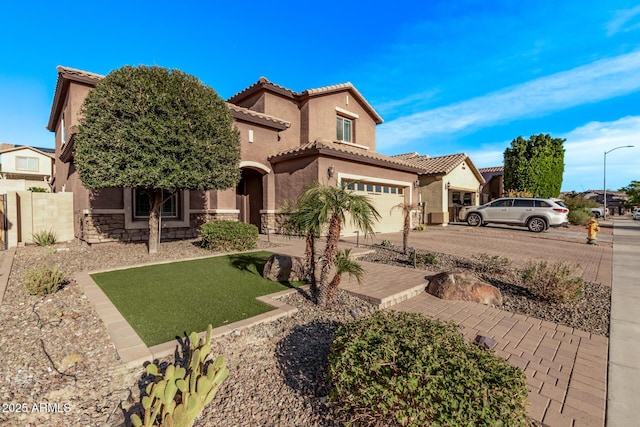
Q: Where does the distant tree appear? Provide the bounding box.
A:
[503,134,565,198]
[74,65,241,254]
[621,180,640,208]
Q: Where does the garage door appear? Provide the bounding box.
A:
[341,182,406,236]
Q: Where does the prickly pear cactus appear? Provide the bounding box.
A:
[131,325,229,427]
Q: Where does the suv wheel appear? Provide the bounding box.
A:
[527,217,546,233]
[467,213,482,227]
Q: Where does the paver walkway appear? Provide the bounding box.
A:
[268,229,610,426]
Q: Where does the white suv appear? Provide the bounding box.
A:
[633,208,640,220]
[459,197,569,232]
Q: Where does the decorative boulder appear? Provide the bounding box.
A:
[263,254,307,283]
[426,271,503,306]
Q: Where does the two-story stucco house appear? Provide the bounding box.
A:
[46,66,422,245]
[0,144,54,193]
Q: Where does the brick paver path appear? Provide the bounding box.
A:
[268,229,610,426]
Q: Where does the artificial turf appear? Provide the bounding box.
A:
[91,251,300,346]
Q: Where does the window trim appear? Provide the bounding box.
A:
[123,188,191,230]
[16,156,39,172]
[133,189,180,219]
[336,116,352,143]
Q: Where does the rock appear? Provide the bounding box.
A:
[262,254,307,283]
[426,271,503,306]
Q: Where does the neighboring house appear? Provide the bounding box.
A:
[46,66,422,245]
[479,166,504,204]
[393,153,484,225]
[0,144,54,193]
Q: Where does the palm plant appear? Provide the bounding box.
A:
[327,249,364,301]
[392,202,417,254]
[301,182,380,305]
[281,190,325,293]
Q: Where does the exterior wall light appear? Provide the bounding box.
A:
[328,166,335,178]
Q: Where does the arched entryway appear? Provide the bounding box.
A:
[236,167,264,230]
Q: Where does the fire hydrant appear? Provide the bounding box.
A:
[586,218,600,245]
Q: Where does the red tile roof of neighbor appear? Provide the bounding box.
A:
[226,103,291,130]
[478,166,504,173]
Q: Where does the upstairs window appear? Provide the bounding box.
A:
[336,116,352,143]
[133,189,179,219]
[16,156,39,172]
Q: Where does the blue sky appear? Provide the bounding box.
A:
[1,0,639,192]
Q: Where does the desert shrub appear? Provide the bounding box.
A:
[568,208,592,226]
[32,229,57,247]
[413,224,425,231]
[380,239,394,248]
[27,186,48,192]
[521,260,584,303]
[23,265,66,296]
[473,253,512,274]
[416,251,438,266]
[562,193,598,211]
[328,311,529,427]
[199,220,258,252]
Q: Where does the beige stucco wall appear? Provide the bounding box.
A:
[4,191,74,247]
[1,149,53,175]
[303,92,377,150]
[0,179,49,194]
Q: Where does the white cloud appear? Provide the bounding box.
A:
[607,5,640,36]
[377,49,640,151]
[561,116,640,191]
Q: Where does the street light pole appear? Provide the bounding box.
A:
[603,145,634,219]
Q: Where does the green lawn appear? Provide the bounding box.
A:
[92,251,300,346]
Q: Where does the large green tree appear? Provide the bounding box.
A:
[75,65,240,253]
[621,180,640,207]
[503,134,565,198]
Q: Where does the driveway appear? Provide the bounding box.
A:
[343,222,613,287]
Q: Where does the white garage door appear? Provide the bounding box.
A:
[341,182,406,236]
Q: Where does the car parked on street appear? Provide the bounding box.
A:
[633,208,640,220]
[458,197,569,232]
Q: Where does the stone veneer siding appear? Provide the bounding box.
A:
[260,212,289,234]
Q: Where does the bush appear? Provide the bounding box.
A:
[473,253,512,274]
[413,224,425,231]
[27,186,48,192]
[328,311,529,427]
[199,220,258,252]
[23,266,66,296]
[568,208,592,226]
[380,239,394,248]
[416,251,438,266]
[32,229,57,247]
[521,260,584,303]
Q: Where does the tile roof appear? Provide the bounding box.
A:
[228,77,383,124]
[226,103,290,130]
[268,138,422,172]
[391,152,428,161]
[399,153,469,175]
[57,66,104,83]
[478,166,504,173]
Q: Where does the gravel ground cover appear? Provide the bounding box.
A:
[0,232,610,426]
[0,240,377,427]
[359,246,611,337]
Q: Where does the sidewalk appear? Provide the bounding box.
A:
[606,217,640,426]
